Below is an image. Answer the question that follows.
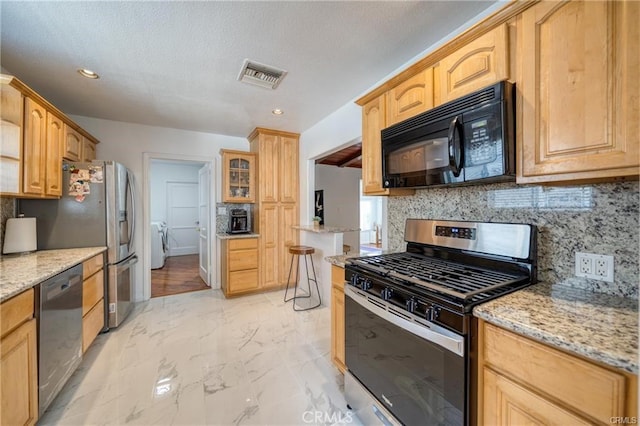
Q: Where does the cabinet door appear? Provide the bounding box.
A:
[438,24,509,104]
[483,368,590,426]
[45,112,63,197]
[362,95,388,195]
[330,266,346,372]
[518,0,639,183]
[279,135,299,203]
[278,203,298,285]
[0,319,38,426]
[260,203,279,288]
[23,97,46,196]
[222,151,256,203]
[386,68,434,125]
[258,134,279,203]
[82,139,96,162]
[63,124,82,161]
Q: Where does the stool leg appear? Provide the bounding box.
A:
[284,252,295,303]
[293,253,321,311]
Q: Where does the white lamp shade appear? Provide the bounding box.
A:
[3,217,37,254]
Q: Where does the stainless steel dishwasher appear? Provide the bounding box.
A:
[37,263,83,416]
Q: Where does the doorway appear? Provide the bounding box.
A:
[144,156,215,299]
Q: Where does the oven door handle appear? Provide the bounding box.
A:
[345,286,465,357]
[447,115,464,177]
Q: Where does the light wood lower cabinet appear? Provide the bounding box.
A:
[82,253,104,353]
[0,289,38,426]
[330,265,346,373]
[221,237,260,297]
[480,320,638,425]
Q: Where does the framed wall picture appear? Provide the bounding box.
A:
[314,190,324,225]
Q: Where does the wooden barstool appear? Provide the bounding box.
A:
[284,245,321,311]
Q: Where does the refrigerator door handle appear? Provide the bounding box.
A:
[126,170,136,254]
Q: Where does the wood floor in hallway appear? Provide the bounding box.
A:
[151,254,208,298]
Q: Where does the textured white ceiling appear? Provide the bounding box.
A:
[1,1,498,137]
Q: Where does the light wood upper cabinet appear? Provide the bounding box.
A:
[221,150,256,203]
[437,24,509,104]
[81,139,96,162]
[518,0,639,184]
[0,82,23,195]
[254,132,279,203]
[63,124,82,161]
[362,95,388,195]
[23,97,46,196]
[386,68,434,126]
[45,112,63,197]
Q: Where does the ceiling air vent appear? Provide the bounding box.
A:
[237,59,287,90]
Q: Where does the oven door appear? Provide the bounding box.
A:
[345,287,466,426]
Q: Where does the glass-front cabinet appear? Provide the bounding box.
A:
[221,149,256,203]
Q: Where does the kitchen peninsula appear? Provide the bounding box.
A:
[293,224,360,307]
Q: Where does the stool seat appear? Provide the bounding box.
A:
[289,245,315,255]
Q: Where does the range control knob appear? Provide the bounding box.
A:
[405,298,417,313]
[381,287,393,300]
[426,306,441,322]
[361,278,372,291]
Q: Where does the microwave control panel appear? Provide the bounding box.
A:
[466,118,498,166]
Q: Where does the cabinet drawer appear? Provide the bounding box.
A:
[82,272,104,316]
[229,249,258,271]
[484,322,626,422]
[229,238,258,250]
[83,253,104,280]
[82,299,104,353]
[229,270,259,292]
[0,289,34,339]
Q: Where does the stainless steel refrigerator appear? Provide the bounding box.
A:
[19,160,137,328]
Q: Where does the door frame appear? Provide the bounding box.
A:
[142,152,217,301]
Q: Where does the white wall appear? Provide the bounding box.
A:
[69,115,248,302]
[314,164,361,250]
[150,161,203,223]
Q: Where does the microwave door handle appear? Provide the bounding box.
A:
[447,115,464,177]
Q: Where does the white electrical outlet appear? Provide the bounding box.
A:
[575,252,614,282]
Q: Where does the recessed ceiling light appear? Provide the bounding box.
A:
[272,109,283,115]
[77,68,99,79]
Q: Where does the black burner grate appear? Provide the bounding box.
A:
[352,252,527,301]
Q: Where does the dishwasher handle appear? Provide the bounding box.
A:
[42,268,82,301]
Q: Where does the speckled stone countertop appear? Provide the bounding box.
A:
[293,225,360,234]
[0,247,106,303]
[325,251,393,268]
[474,282,638,374]
[216,233,260,240]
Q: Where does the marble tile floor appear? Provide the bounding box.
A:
[38,289,361,426]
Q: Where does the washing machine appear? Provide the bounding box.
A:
[150,221,168,269]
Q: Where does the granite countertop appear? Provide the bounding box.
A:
[216,233,260,240]
[0,247,107,303]
[293,225,360,234]
[474,282,638,374]
[325,250,393,268]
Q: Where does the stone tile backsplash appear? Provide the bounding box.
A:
[0,198,16,254]
[387,181,639,298]
[216,203,253,234]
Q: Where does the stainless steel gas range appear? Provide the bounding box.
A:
[344,219,537,426]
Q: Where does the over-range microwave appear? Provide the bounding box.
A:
[382,80,515,189]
